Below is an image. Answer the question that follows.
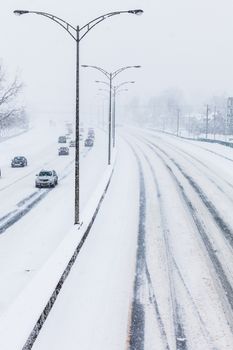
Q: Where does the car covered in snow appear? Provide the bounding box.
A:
[58,136,67,143]
[88,128,95,139]
[35,170,58,188]
[84,138,94,147]
[11,156,27,167]
[58,146,69,155]
[69,140,76,147]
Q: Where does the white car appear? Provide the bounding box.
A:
[35,170,58,188]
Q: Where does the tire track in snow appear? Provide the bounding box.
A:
[139,145,215,349]
[135,133,233,250]
[141,139,233,329]
[138,147,187,350]
[127,142,178,350]
[152,142,233,249]
[144,263,171,350]
[128,146,146,350]
[145,135,233,203]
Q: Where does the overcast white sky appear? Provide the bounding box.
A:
[1,0,233,122]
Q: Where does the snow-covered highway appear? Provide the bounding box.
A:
[1,127,233,349]
[0,125,108,316]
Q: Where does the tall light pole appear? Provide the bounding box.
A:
[14,9,143,225]
[97,80,135,147]
[82,65,140,163]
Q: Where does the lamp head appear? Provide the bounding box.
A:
[14,10,29,16]
[128,9,143,15]
[81,65,89,68]
[134,65,141,68]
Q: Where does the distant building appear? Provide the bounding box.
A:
[227,97,233,133]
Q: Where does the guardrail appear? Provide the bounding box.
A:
[148,128,233,149]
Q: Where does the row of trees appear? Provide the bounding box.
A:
[0,62,27,138]
[125,88,231,139]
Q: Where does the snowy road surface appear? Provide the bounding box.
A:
[0,124,108,315]
[1,127,233,349]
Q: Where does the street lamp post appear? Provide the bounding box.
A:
[97,80,135,147]
[82,64,140,163]
[112,87,129,147]
[14,9,143,225]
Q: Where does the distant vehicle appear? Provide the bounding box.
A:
[85,138,94,147]
[11,156,27,167]
[88,128,95,139]
[58,136,66,143]
[88,132,95,139]
[35,170,58,188]
[58,146,69,155]
[65,122,73,134]
[69,140,76,147]
[79,134,83,141]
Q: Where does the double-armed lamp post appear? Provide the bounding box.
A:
[13,9,143,225]
[96,80,135,146]
[112,81,135,147]
[96,80,135,147]
[82,64,140,164]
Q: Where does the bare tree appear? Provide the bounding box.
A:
[0,63,27,136]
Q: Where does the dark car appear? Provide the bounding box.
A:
[11,156,27,167]
[84,138,94,147]
[58,136,67,143]
[58,146,69,155]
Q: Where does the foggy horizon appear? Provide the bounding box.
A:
[1,0,233,121]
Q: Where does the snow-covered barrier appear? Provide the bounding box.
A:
[147,128,233,148]
[0,128,29,143]
[0,158,116,350]
[197,137,233,148]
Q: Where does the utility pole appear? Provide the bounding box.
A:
[112,86,116,147]
[176,108,180,136]
[205,104,209,139]
[188,114,191,137]
[213,105,216,140]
